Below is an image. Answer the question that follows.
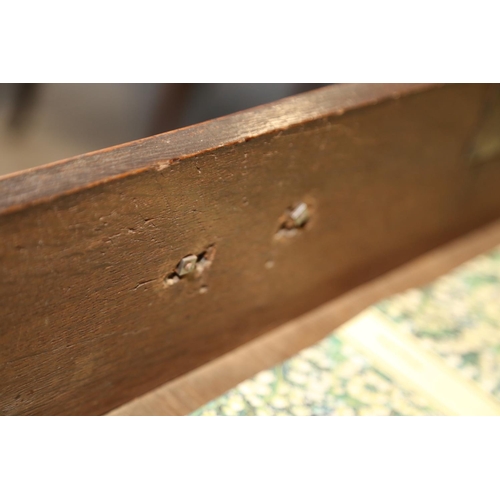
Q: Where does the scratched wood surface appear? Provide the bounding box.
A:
[1,83,500,415]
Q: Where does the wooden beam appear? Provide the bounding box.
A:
[1,83,499,415]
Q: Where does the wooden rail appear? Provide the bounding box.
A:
[1,83,499,415]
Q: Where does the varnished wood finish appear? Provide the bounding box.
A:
[1,83,500,415]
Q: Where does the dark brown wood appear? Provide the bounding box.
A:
[109,218,500,415]
[149,83,193,136]
[8,83,40,131]
[1,83,499,415]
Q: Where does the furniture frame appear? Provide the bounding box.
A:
[2,83,500,415]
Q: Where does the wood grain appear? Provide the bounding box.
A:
[1,83,500,415]
[109,218,500,416]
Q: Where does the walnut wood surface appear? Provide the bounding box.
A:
[1,83,499,415]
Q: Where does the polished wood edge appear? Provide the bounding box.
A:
[108,217,500,416]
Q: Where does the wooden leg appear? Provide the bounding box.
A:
[8,83,39,131]
[149,83,193,136]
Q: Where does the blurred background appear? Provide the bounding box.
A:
[0,83,328,177]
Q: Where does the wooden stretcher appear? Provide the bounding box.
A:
[1,83,500,415]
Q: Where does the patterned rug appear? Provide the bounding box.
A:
[192,246,500,416]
